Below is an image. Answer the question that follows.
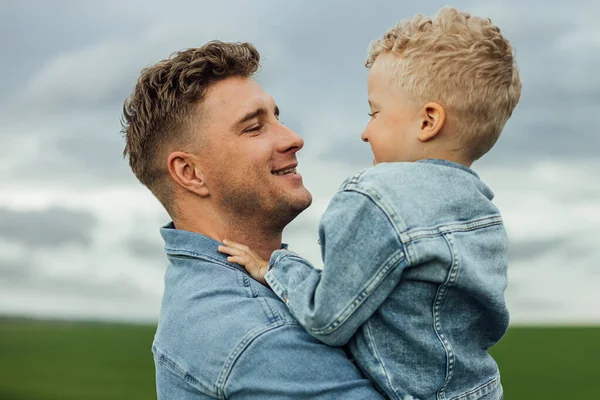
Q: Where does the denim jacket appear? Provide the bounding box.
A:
[266,159,509,400]
[153,224,385,399]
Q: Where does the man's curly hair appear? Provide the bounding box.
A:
[121,41,260,214]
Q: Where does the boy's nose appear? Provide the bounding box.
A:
[361,130,369,142]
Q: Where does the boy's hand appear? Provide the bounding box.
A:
[218,240,269,285]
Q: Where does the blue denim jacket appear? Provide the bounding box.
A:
[266,159,508,400]
[153,224,386,399]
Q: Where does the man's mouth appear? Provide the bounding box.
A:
[272,167,297,176]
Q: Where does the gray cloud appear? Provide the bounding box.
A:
[43,129,132,182]
[318,134,378,168]
[3,0,597,178]
[4,274,152,300]
[0,0,598,323]
[127,237,166,261]
[312,1,600,168]
[508,238,563,263]
[0,1,154,94]
[0,259,34,283]
[507,236,600,279]
[4,122,138,184]
[0,207,97,248]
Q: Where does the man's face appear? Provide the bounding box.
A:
[195,76,312,227]
[362,56,422,165]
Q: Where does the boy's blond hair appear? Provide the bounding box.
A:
[367,7,521,161]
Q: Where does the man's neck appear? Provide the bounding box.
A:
[174,205,283,261]
[222,222,283,261]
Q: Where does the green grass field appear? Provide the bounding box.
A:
[0,319,597,399]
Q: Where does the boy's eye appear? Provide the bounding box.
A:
[368,112,378,118]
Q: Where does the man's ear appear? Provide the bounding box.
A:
[417,102,446,142]
[167,151,210,197]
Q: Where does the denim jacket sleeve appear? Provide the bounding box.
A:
[224,324,386,399]
[265,189,408,346]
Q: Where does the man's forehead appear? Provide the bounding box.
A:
[201,77,275,119]
[235,93,276,115]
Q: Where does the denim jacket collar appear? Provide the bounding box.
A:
[415,158,495,200]
[416,158,479,179]
[160,222,288,273]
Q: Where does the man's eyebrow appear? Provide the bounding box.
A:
[234,105,280,128]
[235,107,268,128]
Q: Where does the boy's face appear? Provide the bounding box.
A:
[362,56,423,165]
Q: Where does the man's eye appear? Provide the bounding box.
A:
[246,125,262,133]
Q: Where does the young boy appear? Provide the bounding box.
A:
[219,7,521,400]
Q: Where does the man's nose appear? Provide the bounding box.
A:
[278,123,304,153]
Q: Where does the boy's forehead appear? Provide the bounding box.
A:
[368,63,390,92]
[372,53,397,71]
[369,58,391,81]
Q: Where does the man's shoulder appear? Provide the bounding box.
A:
[156,255,301,344]
[153,255,384,400]
[153,258,301,394]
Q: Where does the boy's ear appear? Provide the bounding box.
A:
[167,151,210,197]
[418,102,446,142]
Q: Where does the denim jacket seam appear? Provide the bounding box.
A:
[433,233,461,400]
[342,168,370,188]
[267,251,320,309]
[307,250,406,335]
[240,272,282,323]
[265,269,290,304]
[272,251,314,269]
[364,320,401,400]
[217,320,287,397]
[449,375,499,400]
[258,295,282,323]
[342,181,503,260]
[165,249,241,272]
[338,185,414,266]
[342,167,500,241]
[241,273,260,298]
[399,215,503,244]
[152,343,218,397]
[343,186,404,233]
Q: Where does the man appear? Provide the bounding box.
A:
[122,41,384,399]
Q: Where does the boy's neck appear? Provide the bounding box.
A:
[417,151,473,168]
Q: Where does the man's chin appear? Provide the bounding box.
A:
[294,185,312,207]
[293,192,313,213]
[275,189,312,225]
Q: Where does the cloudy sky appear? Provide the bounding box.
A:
[1,0,598,325]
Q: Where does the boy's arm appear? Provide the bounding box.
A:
[265,189,409,346]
